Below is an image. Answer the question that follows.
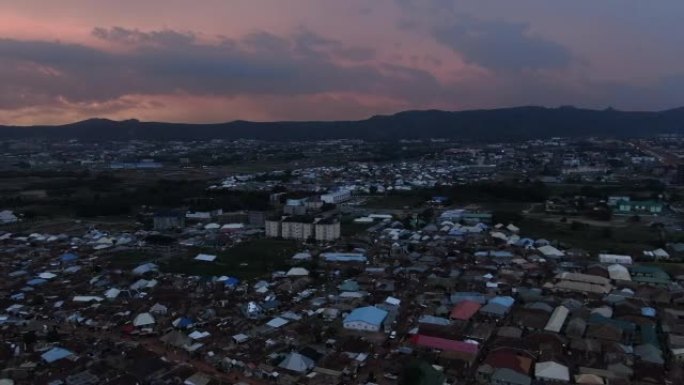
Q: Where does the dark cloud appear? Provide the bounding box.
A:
[91,26,196,47]
[0,27,439,111]
[432,16,573,71]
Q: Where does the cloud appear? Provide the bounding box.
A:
[432,16,573,71]
[91,26,196,47]
[0,27,439,115]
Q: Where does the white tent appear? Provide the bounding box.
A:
[133,312,156,327]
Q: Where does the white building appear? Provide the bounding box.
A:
[266,217,340,241]
[599,254,633,265]
[321,189,351,204]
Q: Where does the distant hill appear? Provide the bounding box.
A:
[1,106,684,142]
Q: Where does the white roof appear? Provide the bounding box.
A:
[266,317,289,328]
[286,267,310,276]
[194,253,217,262]
[385,296,401,306]
[544,306,569,333]
[133,312,155,327]
[536,361,570,381]
[292,252,312,260]
[188,331,211,340]
[537,245,564,257]
[72,296,103,302]
[104,288,121,299]
[278,352,314,373]
[607,264,631,281]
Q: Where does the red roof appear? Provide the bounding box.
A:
[410,334,479,354]
[483,349,533,375]
[450,300,482,320]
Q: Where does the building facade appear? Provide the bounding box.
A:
[266,217,341,241]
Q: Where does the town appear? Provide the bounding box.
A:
[1,135,684,385]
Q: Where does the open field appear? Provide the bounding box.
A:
[519,216,663,254]
[160,238,299,278]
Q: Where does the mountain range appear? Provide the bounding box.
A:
[1,106,684,142]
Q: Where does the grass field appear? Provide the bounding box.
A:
[341,221,373,237]
[519,217,662,254]
[362,194,426,209]
[160,238,299,279]
[106,250,162,269]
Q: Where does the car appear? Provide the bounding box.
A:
[389,330,397,339]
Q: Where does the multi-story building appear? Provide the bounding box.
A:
[314,218,341,241]
[265,219,281,238]
[265,216,341,241]
[281,220,313,240]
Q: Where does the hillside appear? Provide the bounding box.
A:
[1,106,683,141]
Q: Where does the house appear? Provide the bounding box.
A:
[615,200,663,215]
[535,361,570,383]
[286,267,310,277]
[630,265,670,286]
[544,306,570,333]
[477,348,533,385]
[598,254,632,265]
[279,352,315,373]
[343,306,388,332]
[450,300,482,321]
[490,368,532,385]
[410,334,480,365]
[321,189,351,204]
[607,264,631,281]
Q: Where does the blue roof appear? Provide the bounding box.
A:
[223,277,240,286]
[41,347,74,363]
[641,307,657,318]
[59,253,79,262]
[175,317,194,328]
[451,292,486,305]
[489,296,515,308]
[322,253,367,262]
[26,278,47,286]
[344,306,388,326]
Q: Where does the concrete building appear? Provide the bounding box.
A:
[265,220,281,238]
[281,220,313,240]
[266,216,340,241]
[321,189,351,204]
[314,218,341,241]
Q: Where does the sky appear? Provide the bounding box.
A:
[1,0,683,125]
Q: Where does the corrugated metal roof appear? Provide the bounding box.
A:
[544,306,569,333]
[410,334,479,354]
[450,300,481,320]
[343,306,388,326]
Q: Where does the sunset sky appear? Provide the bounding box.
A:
[1,0,683,125]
